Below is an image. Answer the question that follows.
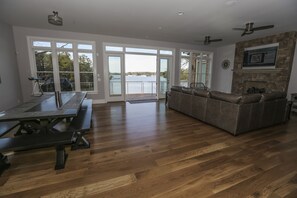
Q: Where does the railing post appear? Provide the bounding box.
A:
[142,81,144,93]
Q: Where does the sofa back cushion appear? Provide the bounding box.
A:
[182,87,193,94]
[210,91,241,104]
[240,94,262,104]
[171,86,183,92]
[260,92,287,102]
[193,89,209,97]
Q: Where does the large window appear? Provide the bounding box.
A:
[104,43,174,101]
[29,38,97,92]
[180,51,190,87]
[179,50,212,88]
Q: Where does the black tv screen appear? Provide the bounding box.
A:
[243,45,278,69]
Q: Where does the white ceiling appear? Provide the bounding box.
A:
[0,0,296,46]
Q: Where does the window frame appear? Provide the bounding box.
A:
[27,36,98,93]
[179,49,213,88]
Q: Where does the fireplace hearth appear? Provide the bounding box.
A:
[247,87,266,94]
[243,80,267,94]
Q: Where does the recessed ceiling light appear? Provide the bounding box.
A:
[158,26,163,30]
[225,0,239,6]
[177,11,184,16]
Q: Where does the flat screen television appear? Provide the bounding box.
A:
[243,43,278,69]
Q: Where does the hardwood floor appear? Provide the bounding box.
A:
[1,101,297,197]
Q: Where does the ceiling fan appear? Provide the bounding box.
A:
[233,22,274,36]
[196,36,223,45]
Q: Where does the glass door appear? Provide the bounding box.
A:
[106,54,125,101]
[125,54,157,101]
[157,57,170,99]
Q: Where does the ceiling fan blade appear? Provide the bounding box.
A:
[209,39,223,42]
[241,31,246,37]
[232,28,245,31]
[253,25,274,31]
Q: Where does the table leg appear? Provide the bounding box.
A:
[39,119,50,134]
[55,145,68,170]
[71,132,90,150]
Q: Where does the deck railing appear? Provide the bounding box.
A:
[109,80,168,95]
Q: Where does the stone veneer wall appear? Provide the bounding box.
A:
[231,31,297,94]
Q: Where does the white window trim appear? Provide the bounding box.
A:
[27,36,98,94]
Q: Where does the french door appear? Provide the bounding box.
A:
[105,54,125,101]
[157,57,171,99]
[103,44,175,102]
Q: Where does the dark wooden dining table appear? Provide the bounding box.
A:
[0,92,87,134]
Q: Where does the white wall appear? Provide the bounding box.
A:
[0,22,22,111]
[13,26,215,102]
[211,44,235,93]
[287,42,297,99]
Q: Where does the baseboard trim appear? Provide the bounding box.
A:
[92,99,107,104]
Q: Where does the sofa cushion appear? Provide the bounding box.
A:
[193,89,209,97]
[260,92,287,102]
[171,86,183,92]
[182,87,193,94]
[210,91,241,104]
[240,94,262,104]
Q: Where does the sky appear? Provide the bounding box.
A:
[109,54,157,73]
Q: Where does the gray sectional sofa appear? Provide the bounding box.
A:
[167,86,288,135]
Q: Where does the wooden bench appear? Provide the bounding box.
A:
[53,99,93,150]
[69,99,92,150]
[0,121,19,137]
[0,132,77,175]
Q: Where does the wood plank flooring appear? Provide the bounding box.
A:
[1,101,297,197]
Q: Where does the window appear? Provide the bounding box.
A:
[160,50,173,55]
[78,52,95,91]
[33,41,51,48]
[105,46,123,52]
[179,50,212,88]
[194,53,212,87]
[125,47,157,54]
[180,57,190,86]
[29,38,97,92]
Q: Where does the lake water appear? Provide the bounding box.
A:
[110,75,167,94]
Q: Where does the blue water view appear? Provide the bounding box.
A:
[110,75,167,95]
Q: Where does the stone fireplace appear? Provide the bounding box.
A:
[231,31,297,94]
